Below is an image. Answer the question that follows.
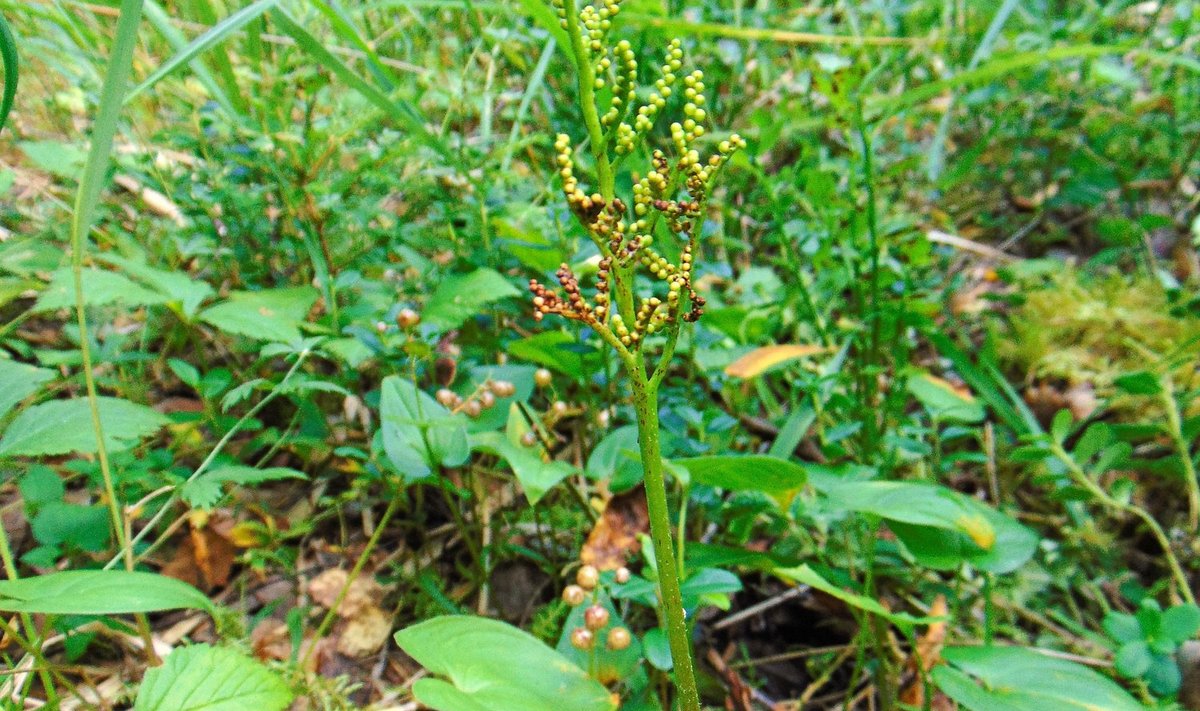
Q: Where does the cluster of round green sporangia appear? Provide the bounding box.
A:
[615,39,683,155]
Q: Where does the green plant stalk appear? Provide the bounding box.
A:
[1161,378,1200,534]
[303,494,400,669]
[0,512,58,703]
[69,0,159,665]
[628,369,701,711]
[1051,443,1194,604]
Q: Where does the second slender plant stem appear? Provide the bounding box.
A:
[629,369,701,711]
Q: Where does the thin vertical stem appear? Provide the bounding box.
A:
[629,369,700,711]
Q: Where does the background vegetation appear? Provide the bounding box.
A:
[0,0,1197,708]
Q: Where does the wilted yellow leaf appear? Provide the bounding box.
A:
[724,344,827,379]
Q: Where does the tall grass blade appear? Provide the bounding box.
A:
[71,0,145,567]
[268,6,451,161]
[141,0,243,121]
[926,0,1019,181]
[127,0,277,101]
[307,0,400,89]
[0,11,16,133]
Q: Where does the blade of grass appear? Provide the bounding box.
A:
[623,14,921,46]
[126,0,277,102]
[186,0,248,114]
[268,6,452,162]
[307,0,400,89]
[500,35,554,172]
[140,0,243,121]
[70,0,161,663]
[0,11,17,133]
[926,0,1019,181]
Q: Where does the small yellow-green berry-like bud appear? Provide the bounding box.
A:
[570,627,595,650]
[607,627,632,650]
[535,368,553,388]
[563,584,586,606]
[576,565,600,589]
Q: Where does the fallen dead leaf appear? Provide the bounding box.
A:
[161,512,237,591]
[336,605,392,657]
[581,488,649,571]
[308,568,384,618]
[724,344,827,379]
[899,595,950,708]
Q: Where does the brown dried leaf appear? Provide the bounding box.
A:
[899,595,949,707]
[251,619,292,662]
[336,605,393,657]
[724,344,827,379]
[160,514,236,591]
[308,568,383,618]
[581,488,649,571]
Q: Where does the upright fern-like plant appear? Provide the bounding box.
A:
[530,1,743,707]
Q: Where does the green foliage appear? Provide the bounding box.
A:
[378,375,469,480]
[932,646,1144,711]
[0,397,167,458]
[198,287,319,343]
[394,616,616,711]
[0,571,211,614]
[181,465,307,509]
[135,644,292,711]
[1105,599,1200,694]
[0,359,53,420]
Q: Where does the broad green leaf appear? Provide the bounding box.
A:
[379,376,469,480]
[677,455,807,494]
[933,646,1143,711]
[505,331,592,377]
[423,268,520,330]
[723,344,827,379]
[199,286,318,343]
[31,502,110,552]
[35,268,169,311]
[814,479,1038,572]
[395,616,615,711]
[0,397,167,458]
[181,465,308,509]
[0,571,211,614]
[97,254,214,318]
[907,372,985,423]
[136,644,292,711]
[471,431,572,505]
[19,140,86,180]
[1161,604,1200,642]
[0,359,53,420]
[774,565,934,632]
[0,276,37,309]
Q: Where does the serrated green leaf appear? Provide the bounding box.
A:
[0,571,211,614]
[34,268,170,311]
[423,268,520,330]
[0,359,54,420]
[136,644,291,711]
[181,465,307,509]
[97,254,214,318]
[0,397,167,458]
[199,286,318,343]
[395,616,615,711]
